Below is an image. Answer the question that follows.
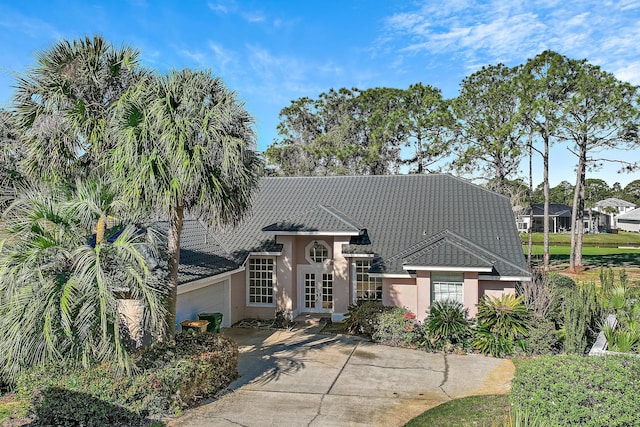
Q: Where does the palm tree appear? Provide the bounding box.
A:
[13,35,145,184]
[0,182,167,380]
[112,69,262,336]
[0,109,26,208]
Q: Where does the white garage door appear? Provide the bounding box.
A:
[176,279,230,330]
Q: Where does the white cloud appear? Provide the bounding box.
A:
[382,0,640,80]
[207,2,228,14]
[177,49,206,65]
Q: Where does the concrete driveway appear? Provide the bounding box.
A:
[168,326,514,427]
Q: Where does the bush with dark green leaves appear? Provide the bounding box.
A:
[511,355,640,427]
[473,294,530,357]
[426,300,471,351]
[545,272,577,325]
[16,332,238,426]
[525,317,562,355]
[344,301,393,338]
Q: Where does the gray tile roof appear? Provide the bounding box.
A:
[178,174,530,284]
[262,205,362,233]
[618,207,640,221]
[596,198,636,208]
[525,203,572,217]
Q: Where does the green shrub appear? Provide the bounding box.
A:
[426,300,471,350]
[511,355,640,426]
[564,282,602,355]
[344,301,393,338]
[16,332,238,425]
[473,294,530,357]
[525,317,561,355]
[372,307,419,347]
[544,272,576,325]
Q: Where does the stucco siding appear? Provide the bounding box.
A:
[463,272,480,317]
[384,278,418,316]
[177,278,230,330]
[478,280,517,300]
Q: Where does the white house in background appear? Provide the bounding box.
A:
[617,208,640,232]
[516,203,573,233]
[174,174,530,330]
[593,198,637,230]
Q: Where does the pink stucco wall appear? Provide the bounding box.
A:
[463,272,480,317]
[478,280,517,300]
[384,277,418,317]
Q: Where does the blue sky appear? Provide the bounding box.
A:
[1,0,640,187]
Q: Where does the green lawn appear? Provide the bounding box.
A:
[404,394,511,427]
[524,245,640,270]
[521,231,640,246]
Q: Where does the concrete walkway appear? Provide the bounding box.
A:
[168,324,514,427]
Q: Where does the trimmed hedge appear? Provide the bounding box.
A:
[511,355,640,426]
[16,332,238,426]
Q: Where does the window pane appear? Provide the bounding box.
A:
[355,260,382,301]
[248,257,275,305]
[431,272,463,304]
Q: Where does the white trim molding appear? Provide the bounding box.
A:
[248,251,282,256]
[343,253,375,258]
[403,265,493,273]
[263,230,360,236]
[368,273,413,278]
[479,275,532,282]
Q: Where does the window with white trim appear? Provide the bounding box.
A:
[247,257,275,305]
[355,259,382,301]
[431,272,464,303]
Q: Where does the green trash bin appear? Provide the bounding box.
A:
[198,312,223,333]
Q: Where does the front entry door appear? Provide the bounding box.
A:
[298,266,333,313]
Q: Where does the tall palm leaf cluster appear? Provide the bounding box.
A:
[0,183,167,380]
[0,36,261,378]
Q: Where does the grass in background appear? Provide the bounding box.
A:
[522,232,640,246]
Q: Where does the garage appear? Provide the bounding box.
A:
[176,278,230,330]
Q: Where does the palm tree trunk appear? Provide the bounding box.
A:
[166,204,184,338]
[96,214,107,244]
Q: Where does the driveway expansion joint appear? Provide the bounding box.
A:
[327,340,360,395]
[438,353,453,400]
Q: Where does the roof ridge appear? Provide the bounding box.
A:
[319,205,363,230]
[403,238,496,267]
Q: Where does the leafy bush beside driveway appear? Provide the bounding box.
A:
[511,355,640,427]
[15,332,238,426]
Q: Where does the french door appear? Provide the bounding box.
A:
[298,265,333,313]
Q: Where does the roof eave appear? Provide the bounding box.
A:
[402,265,494,272]
[262,230,360,236]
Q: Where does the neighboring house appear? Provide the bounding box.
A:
[517,203,573,233]
[175,174,530,329]
[617,208,640,232]
[594,198,637,230]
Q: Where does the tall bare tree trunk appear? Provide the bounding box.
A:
[543,131,550,271]
[166,203,184,338]
[527,135,533,269]
[575,142,587,267]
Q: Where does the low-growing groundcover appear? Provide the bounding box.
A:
[511,355,640,426]
[403,394,511,427]
[12,332,238,426]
